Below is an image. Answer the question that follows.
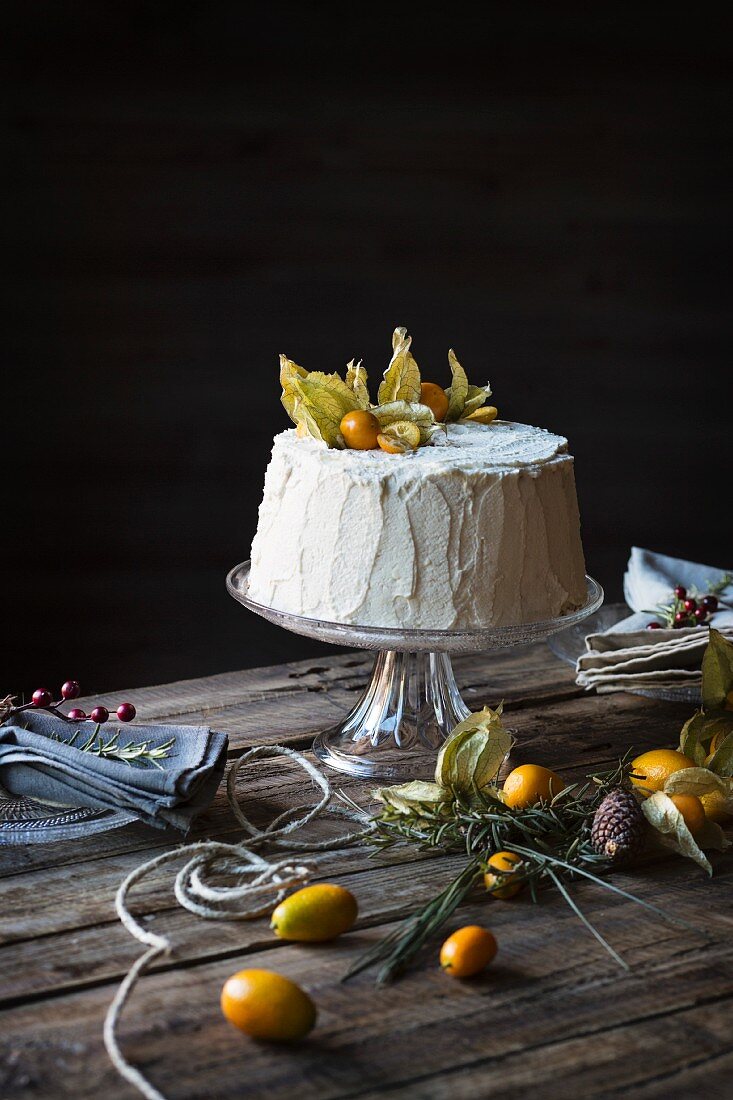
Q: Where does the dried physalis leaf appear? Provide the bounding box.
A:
[663,767,729,800]
[445,349,469,422]
[372,780,448,815]
[377,420,421,453]
[290,371,361,448]
[435,705,511,797]
[640,790,726,874]
[345,359,370,409]
[708,729,733,776]
[679,711,710,765]
[680,709,733,771]
[463,406,498,425]
[462,382,493,417]
[279,355,309,422]
[378,328,422,405]
[702,629,733,713]
[372,400,436,443]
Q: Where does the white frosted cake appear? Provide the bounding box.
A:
[248,419,587,630]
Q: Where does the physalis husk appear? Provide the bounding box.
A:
[378,328,422,405]
[377,420,421,454]
[279,327,499,447]
[345,359,370,410]
[434,705,511,798]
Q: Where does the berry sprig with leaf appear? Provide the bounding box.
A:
[1,681,176,768]
[645,573,732,630]
[0,680,136,726]
[279,326,498,454]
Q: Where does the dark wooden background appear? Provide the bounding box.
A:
[4,4,731,699]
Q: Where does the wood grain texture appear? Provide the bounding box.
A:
[1,643,731,1098]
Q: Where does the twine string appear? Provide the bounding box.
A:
[103,744,371,1100]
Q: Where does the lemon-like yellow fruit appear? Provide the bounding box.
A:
[340,410,380,450]
[270,883,358,942]
[669,793,706,835]
[221,969,316,1041]
[483,850,524,899]
[377,420,421,454]
[440,925,497,978]
[463,406,498,425]
[419,382,449,422]
[502,764,566,809]
[629,749,694,793]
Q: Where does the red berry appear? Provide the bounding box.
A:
[67,707,87,721]
[702,595,718,613]
[674,612,688,627]
[61,680,80,700]
[32,689,53,707]
[647,621,662,630]
[674,585,687,599]
[694,607,707,623]
[683,598,697,612]
[116,702,136,723]
[90,706,109,724]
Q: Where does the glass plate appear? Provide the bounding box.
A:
[227,562,604,653]
[547,601,702,704]
[0,784,135,845]
[228,561,604,778]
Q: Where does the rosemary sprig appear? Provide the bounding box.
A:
[49,725,175,769]
[346,753,701,982]
[344,862,481,984]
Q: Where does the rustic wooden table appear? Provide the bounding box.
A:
[1,643,732,1099]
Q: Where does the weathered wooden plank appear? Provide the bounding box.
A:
[0,647,581,883]
[0,688,720,1007]
[0,650,723,1100]
[0,852,468,1007]
[68,643,579,730]
[0,690,690,887]
[0,856,730,1099]
[354,1002,733,1099]
[1,838,730,1014]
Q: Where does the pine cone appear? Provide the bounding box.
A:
[590,788,647,863]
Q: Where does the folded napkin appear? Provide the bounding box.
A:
[576,548,733,694]
[0,710,228,832]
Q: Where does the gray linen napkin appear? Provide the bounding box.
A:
[0,710,228,832]
[576,548,733,694]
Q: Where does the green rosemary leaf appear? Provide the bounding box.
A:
[506,843,703,935]
[545,867,629,970]
[49,727,175,769]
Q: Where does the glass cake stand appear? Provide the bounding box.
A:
[227,562,603,780]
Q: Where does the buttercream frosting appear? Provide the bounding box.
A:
[248,421,587,629]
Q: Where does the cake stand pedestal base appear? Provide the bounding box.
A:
[227,563,603,782]
[312,650,470,781]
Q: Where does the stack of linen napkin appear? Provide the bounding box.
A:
[576,548,733,695]
[0,710,228,832]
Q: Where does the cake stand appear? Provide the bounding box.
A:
[227,562,603,780]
